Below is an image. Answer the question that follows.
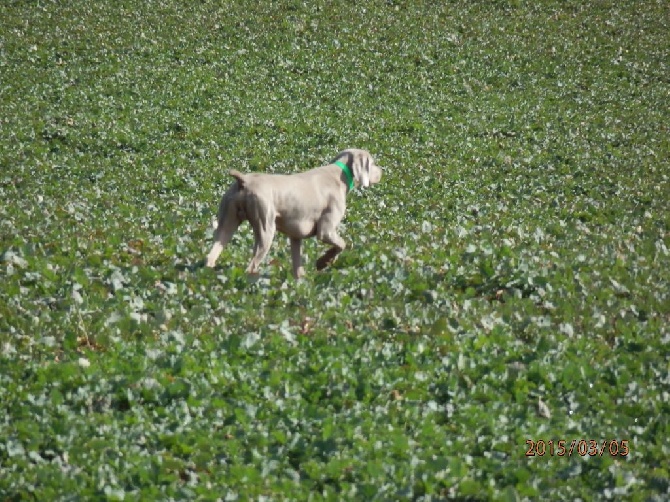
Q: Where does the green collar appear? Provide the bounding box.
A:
[334,161,354,191]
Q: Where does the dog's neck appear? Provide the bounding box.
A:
[334,161,354,191]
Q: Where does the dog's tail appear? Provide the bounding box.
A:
[229,170,246,189]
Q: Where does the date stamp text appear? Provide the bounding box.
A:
[525,439,629,457]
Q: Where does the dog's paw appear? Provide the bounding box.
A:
[315,257,330,271]
[245,264,261,276]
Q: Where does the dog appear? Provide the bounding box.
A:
[205,148,382,278]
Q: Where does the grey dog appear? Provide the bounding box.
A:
[205,149,382,278]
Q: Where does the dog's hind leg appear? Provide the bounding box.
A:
[206,218,240,267]
[246,222,276,275]
[245,196,276,275]
[206,194,242,268]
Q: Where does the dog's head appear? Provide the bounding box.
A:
[333,149,383,189]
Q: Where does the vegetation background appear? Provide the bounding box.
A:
[1,0,668,499]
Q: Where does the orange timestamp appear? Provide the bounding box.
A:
[525,439,629,457]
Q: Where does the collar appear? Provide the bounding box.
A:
[334,161,354,191]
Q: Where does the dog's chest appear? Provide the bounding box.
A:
[275,211,318,239]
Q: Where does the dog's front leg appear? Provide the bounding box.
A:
[290,238,305,279]
[315,230,346,271]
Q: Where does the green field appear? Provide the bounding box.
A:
[1,0,669,499]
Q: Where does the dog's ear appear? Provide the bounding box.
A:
[359,164,371,188]
[351,152,371,188]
